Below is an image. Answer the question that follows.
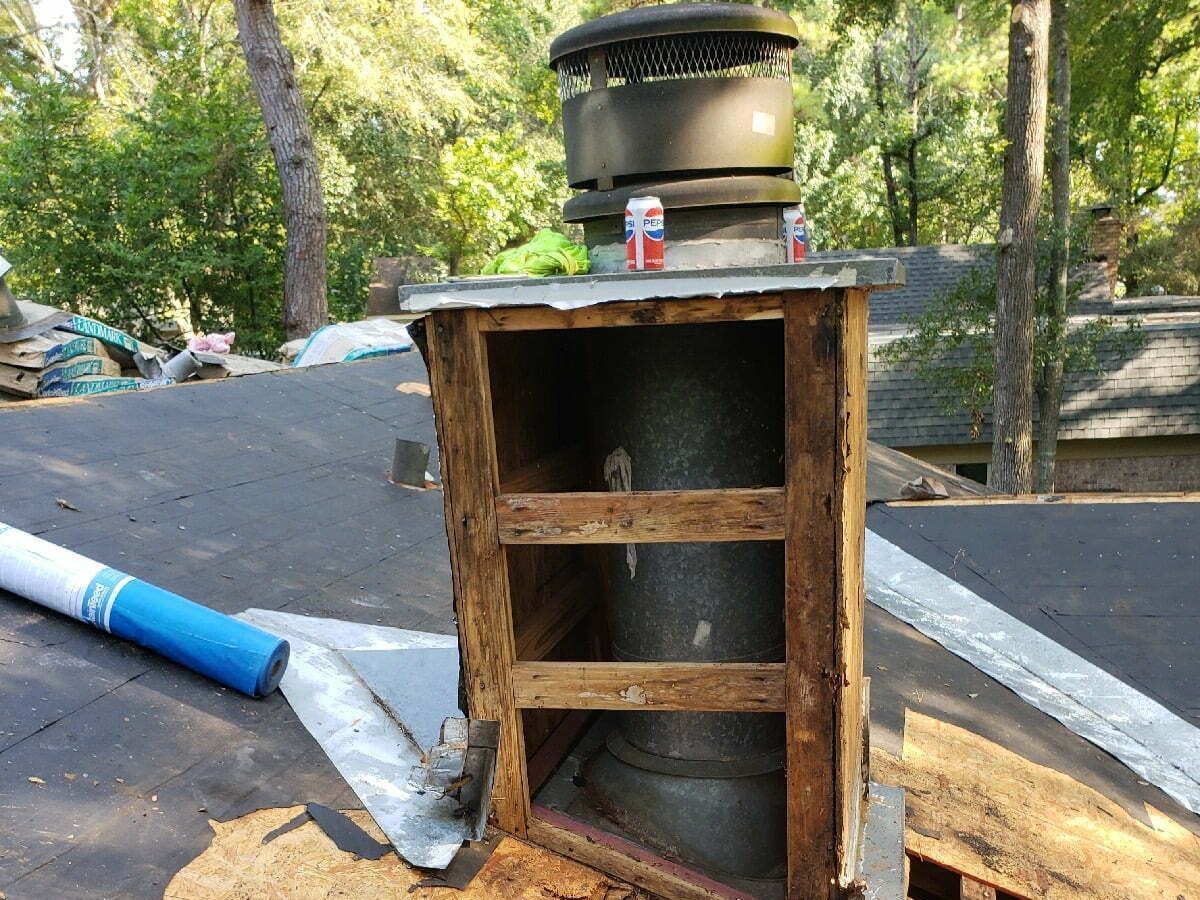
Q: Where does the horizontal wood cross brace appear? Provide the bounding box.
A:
[495,489,785,544]
[511,661,786,711]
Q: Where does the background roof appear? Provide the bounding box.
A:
[869,320,1200,447]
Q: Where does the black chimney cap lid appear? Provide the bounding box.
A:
[549,2,800,66]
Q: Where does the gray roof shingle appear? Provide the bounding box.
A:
[811,244,994,327]
[869,320,1200,446]
[829,240,1200,446]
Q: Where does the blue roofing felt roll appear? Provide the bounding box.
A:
[0,522,288,697]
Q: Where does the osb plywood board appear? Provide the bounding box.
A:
[164,806,641,900]
[872,711,1200,899]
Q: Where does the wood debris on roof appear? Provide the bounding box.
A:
[164,805,643,900]
[866,441,992,503]
[872,711,1200,900]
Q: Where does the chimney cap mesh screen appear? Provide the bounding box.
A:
[555,32,793,102]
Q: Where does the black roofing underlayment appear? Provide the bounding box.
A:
[866,502,1199,836]
[0,354,452,898]
[0,353,1197,898]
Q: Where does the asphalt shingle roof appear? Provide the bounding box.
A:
[811,244,994,328]
[869,320,1200,446]
[823,240,1200,446]
[811,244,1115,328]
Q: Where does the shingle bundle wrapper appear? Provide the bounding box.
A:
[0,523,289,696]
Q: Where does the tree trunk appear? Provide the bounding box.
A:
[72,0,117,103]
[872,39,906,246]
[905,137,919,245]
[234,0,328,341]
[1034,0,1071,492]
[904,17,924,245]
[990,0,1050,493]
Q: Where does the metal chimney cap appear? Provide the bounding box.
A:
[563,174,801,223]
[549,2,799,67]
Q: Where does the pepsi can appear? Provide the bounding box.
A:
[783,205,808,263]
[625,196,665,271]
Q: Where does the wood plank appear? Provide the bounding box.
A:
[836,288,870,888]
[783,290,844,899]
[425,308,530,835]
[495,488,785,544]
[164,805,638,900]
[512,661,786,711]
[529,810,743,900]
[513,572,597,662]
[476,294,783,331]
[960,875,998,900]
[872,711,1200,900]
[525,710,594,794]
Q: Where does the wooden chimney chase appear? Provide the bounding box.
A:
[407,261,900,900]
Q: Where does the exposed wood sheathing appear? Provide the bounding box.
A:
[164,806,641,900]
[872,712,1200,899]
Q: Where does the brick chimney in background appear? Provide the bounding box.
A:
[1089,203,1124,295]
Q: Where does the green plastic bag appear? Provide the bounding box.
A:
[482,229,590,277]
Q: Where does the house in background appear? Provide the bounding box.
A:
[815,223,1200,491]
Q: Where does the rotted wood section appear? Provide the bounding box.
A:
[782,289,869,899]
[875,710,1200,900]
[475,293,783,331]
[424,310,530,835]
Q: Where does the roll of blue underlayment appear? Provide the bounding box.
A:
[0,522,288,697]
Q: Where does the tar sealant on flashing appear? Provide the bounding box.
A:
[0,522,289,697]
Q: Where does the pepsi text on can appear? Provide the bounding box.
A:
[783,205,807,263]
[625,196,665,271]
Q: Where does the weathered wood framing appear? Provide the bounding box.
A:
[512,661,787,711]
[425,287,870,899]
[476,294,783,331]
[529,810,741,900]
[496,488,785,544]
[425,309,530,834]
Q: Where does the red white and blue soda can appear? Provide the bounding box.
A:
[783,204,808,263]
[625,196,665,271]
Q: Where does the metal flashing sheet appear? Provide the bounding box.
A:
[399,259,904,313]
[865,530,1200,815]
[236,609,467,868]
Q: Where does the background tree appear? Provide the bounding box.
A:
[1033,0,1070,491]
[789,0,1007,249]
[991,0,1050,493]
[234,0,327,341]
[0,0,571,354]
[876,250,1144,450]
[0,0,1196,363]
[1072,1,1200,212]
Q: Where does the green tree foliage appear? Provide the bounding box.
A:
[0,0,1196,355]
[788,0,1008,249]
[1072,1,1200,210]
[0,0,576,353]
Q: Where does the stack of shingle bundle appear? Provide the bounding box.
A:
[0,305,170,401]
[0,329,127,399]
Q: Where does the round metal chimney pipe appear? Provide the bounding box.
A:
[550,3,799,189]
[548,5,800,886]
[550,3,802,272]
